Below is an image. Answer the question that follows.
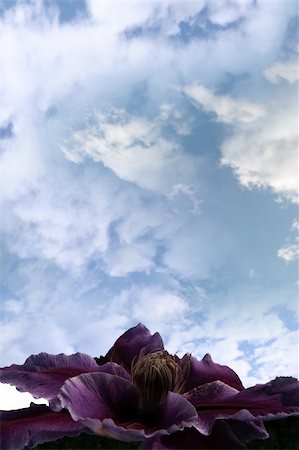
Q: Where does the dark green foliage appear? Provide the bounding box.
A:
[31,433,139,449]
[248,417,299,449]
[94,356,106,366]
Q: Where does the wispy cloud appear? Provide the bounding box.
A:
[264,42,299,86]
[61,109,198,193]
[220,94,298,202]
[264,59,299,84]
[277,220,299,263]
[277,244,299,262]
[183,84,266,124]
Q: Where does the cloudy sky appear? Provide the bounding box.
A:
[0,0,298,409]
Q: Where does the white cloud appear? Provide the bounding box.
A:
[158,103,194,136]
[183,84,266,124]
[207,0,253,26]
[86,1,156,33]
[3,172,181,278]
[0,321,25,350]
[167,183,201,214]
[0,122,45,200]
[292,219,299,230]
[0,0,293,135]
[0,0,294,291]
[0,263,130,365]
[103,242,156,277]
[86,0,205,36]
[3,299,24,315]
[277,216,299,263]
[252,330,298,382]
[1,168,118,274]
[264,59,299,84]
[130,287,189,326]
[203,313,286,345]
[278,243,299,262]
[61,109,198,194]
[162,216,231,280]
[220,97,298,202]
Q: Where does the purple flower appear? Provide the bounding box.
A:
[1,323,299,449]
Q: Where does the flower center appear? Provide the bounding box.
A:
[131,350,180,413]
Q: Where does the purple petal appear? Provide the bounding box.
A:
[0,403,87,450]
[256,376,299,407]
[49,362,130,412]
[224,416,268,444]
[104,323,164,372]
[184,377,299,436]
[184,379,240,405]
[182,353,244,392]
[153,391,198,437]
[58,372,197,441]
[184,382,259,435]
[230,377,299,421]
[97,362,131,380]
[0,352,102,400]
[139,422,256,449]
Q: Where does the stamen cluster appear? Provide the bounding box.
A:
[132,350,180,412]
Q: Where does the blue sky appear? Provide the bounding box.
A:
[0,0,298,408]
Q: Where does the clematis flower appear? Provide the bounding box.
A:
[1,323,299,450]
[0,324,197,448]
